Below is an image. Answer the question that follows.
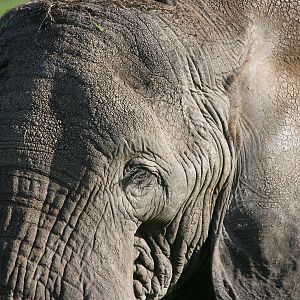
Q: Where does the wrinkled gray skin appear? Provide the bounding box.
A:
[0,0,299,299]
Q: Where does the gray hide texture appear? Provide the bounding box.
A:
[0,0,299,299]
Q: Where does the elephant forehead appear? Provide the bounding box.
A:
[0,1,189,165]
[0,69,163,152]
[49,66,161,141]
[0,38,159,140]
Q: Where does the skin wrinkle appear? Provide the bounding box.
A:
[131,148,180,296]
[30,183,71,283]
[1,178,51,290]
[4,238,28,297]
[188,3,227,48]
[125,14,183,99]
[28,171,99,298]
[23,179,66,283]
[137,15,181,86]
[21,223,46,297]
[164,150,207,286]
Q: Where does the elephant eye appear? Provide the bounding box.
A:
[122,164,162,198]
[121,161,168,221]
[122,165,161,191]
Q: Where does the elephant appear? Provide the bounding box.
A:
[0,0,299,299]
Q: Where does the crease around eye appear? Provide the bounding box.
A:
[122,165,162,188]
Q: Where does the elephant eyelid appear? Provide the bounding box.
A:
[122,164,163,188]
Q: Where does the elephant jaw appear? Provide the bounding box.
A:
[0,168,137,300]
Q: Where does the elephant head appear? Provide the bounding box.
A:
[0,1,235,298]
[0,0,299,299]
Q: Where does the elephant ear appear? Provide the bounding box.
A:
[211,57,300,300]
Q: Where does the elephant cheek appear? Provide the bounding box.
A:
[0,170,136,300]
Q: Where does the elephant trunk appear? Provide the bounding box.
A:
[0,168,136,300]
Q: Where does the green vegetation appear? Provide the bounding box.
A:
[0,0,28,17]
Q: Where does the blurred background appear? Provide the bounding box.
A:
[0,0,28,16]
